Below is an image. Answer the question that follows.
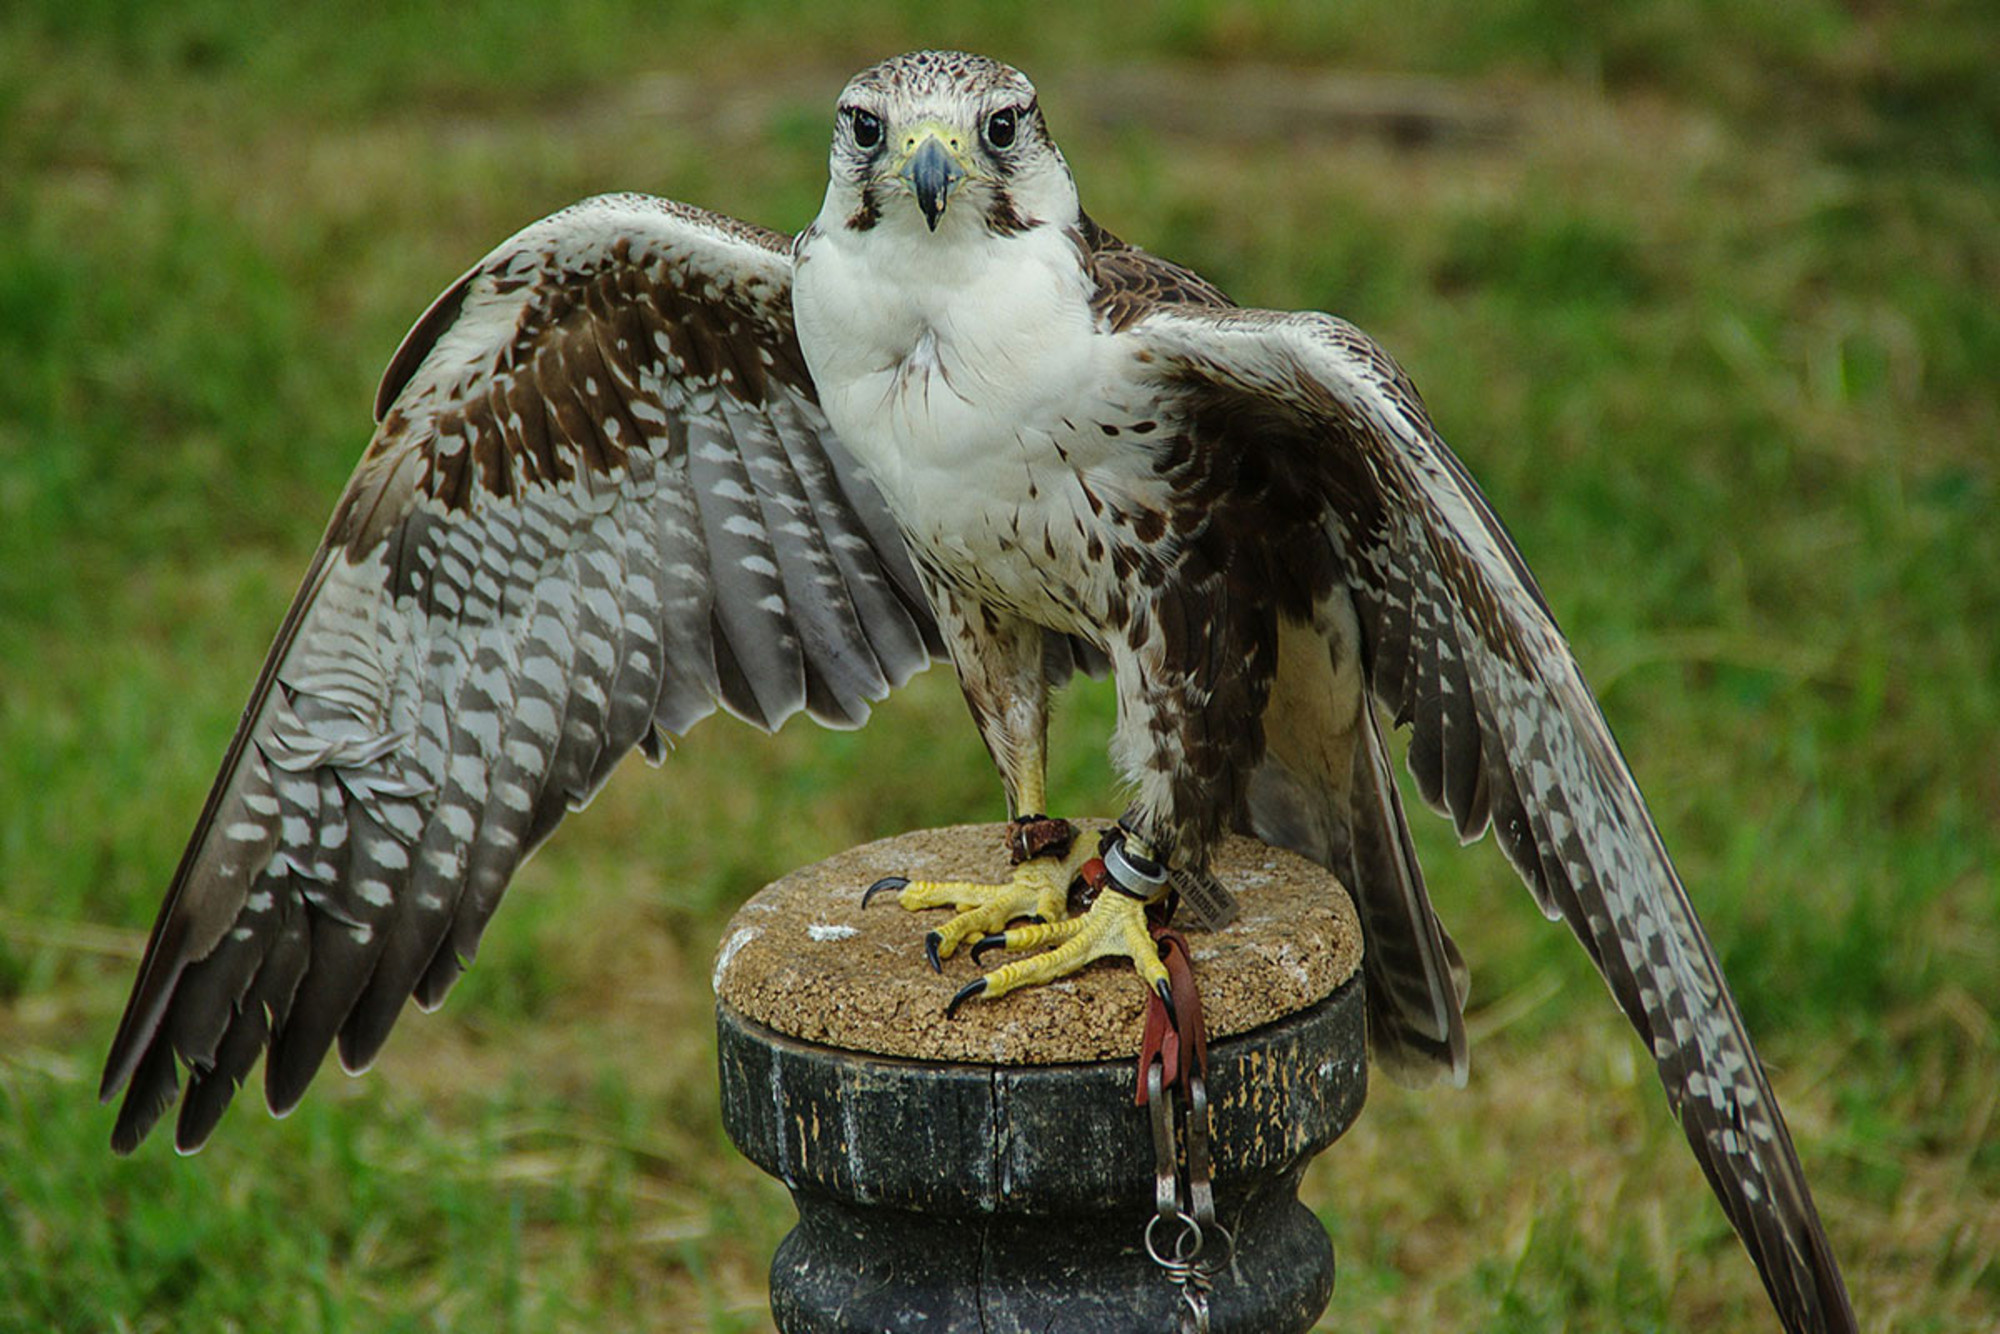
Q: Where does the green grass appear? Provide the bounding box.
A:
[3,2,1996,1329]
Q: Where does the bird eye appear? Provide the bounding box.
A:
[984,106,1018,150]
[847,107,882,150]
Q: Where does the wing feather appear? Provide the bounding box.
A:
[1400,567,1452,814]
[643,420,725,736]
[768,396,935,690]
[717,393,885,725]
[1129,303,1854,1334]
[101,194,939,1151]
[686,410,808,728]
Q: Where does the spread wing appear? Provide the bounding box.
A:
[1126,305,1855,1334]
[100,194,946,1153]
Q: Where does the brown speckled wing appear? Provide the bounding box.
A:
[1126,304,1855,1334]
[1077,213,1235,331]
[100,194,943,1153]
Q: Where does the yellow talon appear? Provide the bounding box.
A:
[970,885,1171,1005]
[971,914,1087,965]
[869,824,1178,1014]
[863,838,1094,968]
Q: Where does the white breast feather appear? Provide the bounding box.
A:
[794,209,1144,621]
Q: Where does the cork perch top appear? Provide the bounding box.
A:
[712,824,1363,1065]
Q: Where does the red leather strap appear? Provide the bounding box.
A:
[1134,926,1207,1106]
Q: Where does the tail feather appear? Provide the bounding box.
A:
[1344,704,1468,1085]
[1243,694,1468,1086]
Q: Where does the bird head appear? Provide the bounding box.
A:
[823,51,1078,239]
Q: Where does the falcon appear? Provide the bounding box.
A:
[101,50,1854,1332]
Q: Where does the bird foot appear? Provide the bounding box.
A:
[946,857,1174,1018]
[863,830,1094,972]
[865,823,1177,1017]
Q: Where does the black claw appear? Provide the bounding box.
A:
[863,876,909,908]
[1154,978,1179,1031]
[925,931,945,973]
[971,933,1009,965]
[945,978,987,1019]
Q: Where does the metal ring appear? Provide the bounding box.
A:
[1103,828,1169,898]
[1195,1219,1237,1275]
[1144,1209,1207,1267]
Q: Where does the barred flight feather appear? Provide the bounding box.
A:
[102,52,1848,1334]
[100,195,943,1152]
[1127,303,1850,1332]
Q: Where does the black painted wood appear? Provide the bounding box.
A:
[717,973,1366,1333]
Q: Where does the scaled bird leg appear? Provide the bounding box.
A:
[862,600,1092,972]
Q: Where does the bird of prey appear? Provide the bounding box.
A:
[101,50,1854,1332]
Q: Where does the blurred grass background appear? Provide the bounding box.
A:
[2,1,1995,1329]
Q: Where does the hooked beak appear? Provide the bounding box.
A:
[899,133,967,232]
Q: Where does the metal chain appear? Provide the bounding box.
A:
[1145,1065,1235,1332]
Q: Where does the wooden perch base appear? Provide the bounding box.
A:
[714,825,1369,1333]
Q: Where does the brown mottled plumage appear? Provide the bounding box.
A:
[103,50,1852,1334]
